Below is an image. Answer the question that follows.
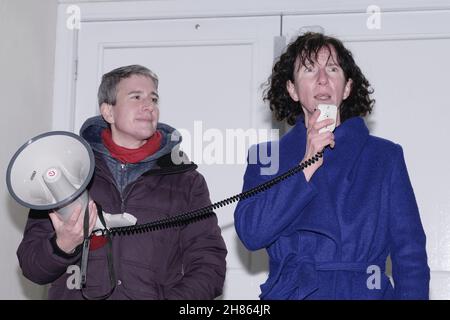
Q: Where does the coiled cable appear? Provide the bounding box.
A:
[96,151,323,237]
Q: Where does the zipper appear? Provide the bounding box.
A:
[98,163,141,214]
[120,163,126,212]
[119,163,145,213]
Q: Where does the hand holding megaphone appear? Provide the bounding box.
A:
[6,131,137,246]
[6,131,99,253]
[49,200,98,254]
[41,164,98,253]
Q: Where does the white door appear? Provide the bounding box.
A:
[283,10,450,299]
[74,16,280,299]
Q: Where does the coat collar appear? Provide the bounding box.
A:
[323,116,370,180]
[279,116,369,170]
[278,116,370,248]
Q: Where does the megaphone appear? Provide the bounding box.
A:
[6,131,95,220]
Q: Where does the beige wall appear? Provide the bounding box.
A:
[0,0,57,299]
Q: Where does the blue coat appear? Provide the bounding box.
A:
[234,116,429,299]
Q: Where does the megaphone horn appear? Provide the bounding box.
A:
[6,131,95,221]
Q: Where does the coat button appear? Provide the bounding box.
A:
[117,280,122,285]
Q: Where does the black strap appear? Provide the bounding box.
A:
[97,204,117,292]
[97,204,107,229]
[80,205,91,288]
[80,202,117,300]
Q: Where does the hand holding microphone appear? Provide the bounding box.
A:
[302,104,337,182]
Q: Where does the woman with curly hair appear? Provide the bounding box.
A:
[234,32,429,299]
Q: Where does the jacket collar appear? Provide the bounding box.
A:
[323,116,370,181]
[143,152,198,176]
[279,116,369,175]
[81,116,197,183]
[79,115,181,164]
[93,149,198,181]
[278,116,370,248]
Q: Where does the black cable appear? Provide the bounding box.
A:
[94,151,323,237]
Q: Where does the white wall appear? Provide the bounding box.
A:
[0,0,58,299]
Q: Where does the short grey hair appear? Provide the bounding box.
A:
[97,64,159,107]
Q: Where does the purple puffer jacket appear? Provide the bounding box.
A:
[17,135,227,300]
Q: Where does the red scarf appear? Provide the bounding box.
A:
[101,128,162,164]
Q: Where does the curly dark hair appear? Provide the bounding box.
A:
[264,32,375,126]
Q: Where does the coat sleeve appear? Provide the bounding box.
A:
[389,146,430,299]
[234,144,318,251]
[17,210,82,285]
[163,173,227,300]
